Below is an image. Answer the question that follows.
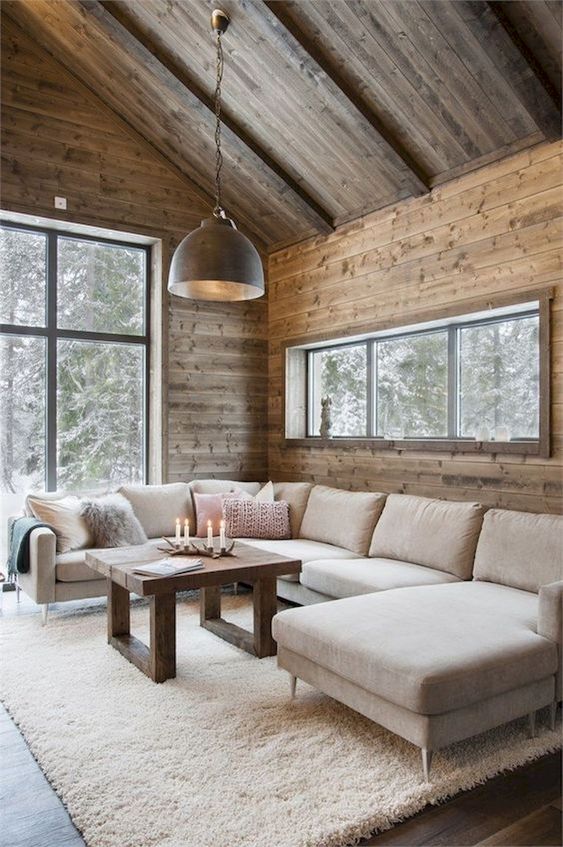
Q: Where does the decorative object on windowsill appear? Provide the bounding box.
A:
[320,395,333,438]
[494,425,511,442]
[158,536,236,559]
[475,424,490,442]
[167,9,264,302]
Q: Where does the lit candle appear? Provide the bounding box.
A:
[184,519,190,547]
[175,517,181,546]
[219,519,226,550]
[207,519,213,549]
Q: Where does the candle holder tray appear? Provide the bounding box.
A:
[157,537,236,559]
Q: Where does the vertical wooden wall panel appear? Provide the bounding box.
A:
[268,141,563,513]
[0,18,268,485]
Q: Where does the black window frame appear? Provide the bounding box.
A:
[290,286,554,458]
[307,312,540,444]
[0,220,151,491]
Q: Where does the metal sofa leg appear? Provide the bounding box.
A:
[16,582,21,603]
[421,748,433,781]
[41,604,49,626]
[289,674,297,699]
[528,711,537,738]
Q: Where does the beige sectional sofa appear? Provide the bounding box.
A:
[13,478,562,780]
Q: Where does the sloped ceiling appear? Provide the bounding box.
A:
[3,0,561,250]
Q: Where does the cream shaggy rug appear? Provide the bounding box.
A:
[1,594,560,847]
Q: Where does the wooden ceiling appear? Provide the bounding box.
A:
[3,0,562,250]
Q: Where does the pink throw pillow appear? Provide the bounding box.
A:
[193,491,249,536]
[223,500,291,540]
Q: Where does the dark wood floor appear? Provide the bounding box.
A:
[363,751,562,846]
[1,593,561,847]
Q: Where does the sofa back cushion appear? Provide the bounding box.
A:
[26,494,93,553]
[473,509,563,593]
[299,485,386,555]
[189,480,262,497]
[369,494,484,579]
[273,482,312,537]
[118,483,192,539]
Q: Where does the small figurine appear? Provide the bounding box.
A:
[320,395,333,438]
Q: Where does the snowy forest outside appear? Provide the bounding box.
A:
[0,226,147,497]
[309,314,539,440]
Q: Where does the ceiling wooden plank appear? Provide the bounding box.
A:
[100,0,333,234]
[125,0,414,221]
[489,1,562,99]
[1,4,219,226]
[264,0,430,197]
[485,1,561,138]
[3,0,319,246]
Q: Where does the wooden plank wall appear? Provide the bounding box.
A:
[0,18,268,485]
[268,141,563,514]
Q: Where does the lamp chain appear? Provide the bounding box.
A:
[213,30,224,217]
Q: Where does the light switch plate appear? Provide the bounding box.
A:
[54,196,67,210]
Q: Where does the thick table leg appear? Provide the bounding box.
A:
[107,577,130,642]
[253,575,277,658]
[149,593,176,683]
[200,585,222,624]
[106,578,176,684]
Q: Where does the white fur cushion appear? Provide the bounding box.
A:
[80,494,147,548]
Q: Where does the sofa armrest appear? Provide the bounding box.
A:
[16,527,57,605]
[538,580,563,701]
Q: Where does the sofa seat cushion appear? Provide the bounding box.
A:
[241,538,361,582]
[272,582,556,715]
[55,550,105,583]
[369,494,483,580]
[301,557,460,598]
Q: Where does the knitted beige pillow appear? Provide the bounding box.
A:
[223,499,290,540]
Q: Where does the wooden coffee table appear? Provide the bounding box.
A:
[85,541,301,683]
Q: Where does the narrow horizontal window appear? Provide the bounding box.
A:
[286,292,549,456]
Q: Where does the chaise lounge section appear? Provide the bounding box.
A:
[273,506,562,779]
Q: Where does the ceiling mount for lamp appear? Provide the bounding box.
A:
[211,8,229,34]
[168,8,264,302]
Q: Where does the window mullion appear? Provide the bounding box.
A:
[447,325,457,439]
[366,341,373,437]
[46,232,57,491]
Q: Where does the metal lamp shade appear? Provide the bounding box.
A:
[168,217,264,301]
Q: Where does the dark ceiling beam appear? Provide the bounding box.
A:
[487,1,562,139]
[264,1,431,198]
[99,0,334,234]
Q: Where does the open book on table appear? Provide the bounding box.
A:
[133,559,204,577]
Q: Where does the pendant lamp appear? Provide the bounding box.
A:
[168,9,265,301]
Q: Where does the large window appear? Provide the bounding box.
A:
[0,223,150,495]
[299,299,546,450]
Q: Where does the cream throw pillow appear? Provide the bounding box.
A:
[255,481,275,503]
[26,494,93,553]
